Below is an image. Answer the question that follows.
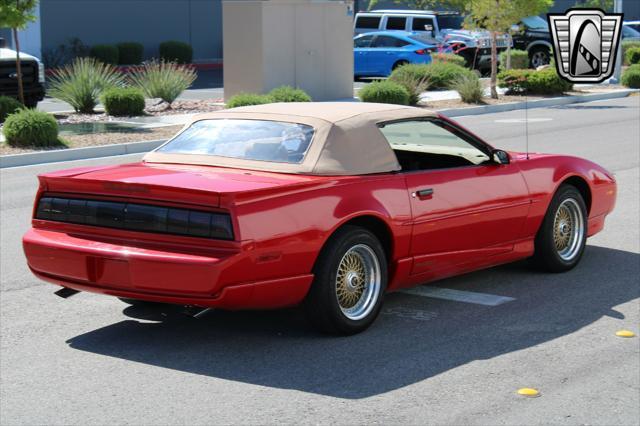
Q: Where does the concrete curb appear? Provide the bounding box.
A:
[0,139,165,169]
[438,89,638,117]
[1,89,637,169]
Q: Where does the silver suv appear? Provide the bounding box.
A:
[354,10,511,70]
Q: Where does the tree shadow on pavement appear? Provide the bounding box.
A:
[66,245,639,399]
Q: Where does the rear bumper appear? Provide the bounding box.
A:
[23,228,313,309]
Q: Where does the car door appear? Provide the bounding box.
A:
[378,118,531,275]
[353,34,375,75]
[369,35,411,75]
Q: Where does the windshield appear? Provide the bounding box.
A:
[157,119,315,164]
[437,15,464,30]
[521,16,549,30]
[408,34,438,45]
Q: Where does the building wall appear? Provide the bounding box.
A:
[40,0,223,62]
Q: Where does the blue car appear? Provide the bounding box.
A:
[354,31,443,78]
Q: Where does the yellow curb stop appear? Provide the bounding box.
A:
[615,330,636,338]
[517,388,540,398]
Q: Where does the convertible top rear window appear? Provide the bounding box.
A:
[158,119,315,164]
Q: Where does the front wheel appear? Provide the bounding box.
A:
[532,185,587,272]
[304,226,387,335]
[529,47,550,69]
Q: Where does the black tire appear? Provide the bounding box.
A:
[392,60,409,70]
[303,226,387,335]
[23,97,39,109]
[532,185,588,272]
[529,46,550,69]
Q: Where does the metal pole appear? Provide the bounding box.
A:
[612,0,623,83]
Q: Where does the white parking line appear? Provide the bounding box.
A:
[401,287,516,306]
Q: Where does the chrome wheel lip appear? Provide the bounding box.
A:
[335,244,381,321]
[554,198,584,261]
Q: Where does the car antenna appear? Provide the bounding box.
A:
[525,90,530,160]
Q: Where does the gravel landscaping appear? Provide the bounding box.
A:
[0,125,182,156]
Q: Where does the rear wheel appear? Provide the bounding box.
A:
[304,226,387,335]
[529,46,550,69]
[532,185,587,272]
[392,60,409,70]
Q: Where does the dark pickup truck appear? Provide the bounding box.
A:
[0,37,46,108]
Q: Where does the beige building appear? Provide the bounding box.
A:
[223,0,354,101]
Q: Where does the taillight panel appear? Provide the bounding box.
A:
[35,196,234,240]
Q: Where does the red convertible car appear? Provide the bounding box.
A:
[23,103,616,334]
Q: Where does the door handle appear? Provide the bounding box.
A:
[415,188,434,198]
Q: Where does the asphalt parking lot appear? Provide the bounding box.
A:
[1,96,638,425]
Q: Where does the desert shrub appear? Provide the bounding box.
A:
[0,96,23,122]
[498,67,572,94]
[226,93,274,108]
[389,68,429,105]
[390,62,475,90]
[452,73,484,103]
[89,44,119,65]
[622,40,640,64]
[268,86,312,102]
[358,80,410,105]
[499,49,529,70]
[621,64,640,88]
[117,42,144,65]
[129,60,196,106]
[101,87,145,116]
[48,57,125,113]
[3,109,60,147]
[431,52,466,67]
[625,47,640,65]
[159,41,193,64]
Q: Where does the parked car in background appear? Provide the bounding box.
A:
[625,21,640,33]
[354,10,511,71]
[354,31,445,78]
[0,37,46,108]
[622,23,640,42]
[511,15,552,68]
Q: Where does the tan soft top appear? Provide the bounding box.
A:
[144,102,438,175]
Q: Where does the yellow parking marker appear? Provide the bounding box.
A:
[517,388,540,398]
[615,330,636,338]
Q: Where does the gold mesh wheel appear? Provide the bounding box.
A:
[335,244,381,321]
[553,198,584,261]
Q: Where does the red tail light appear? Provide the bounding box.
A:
[415,49,428,55]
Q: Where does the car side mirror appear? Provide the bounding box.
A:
[492,149,510,165]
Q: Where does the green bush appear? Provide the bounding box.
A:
[621,64,640,88]
[129,60,197,106]
[358,80,410,105]
[117,42,144,65]
[389,68,429,105]
[3,109,60,147]
[499,49,529,70]
[0,96,23,123]
[226,93,274,109]
[159,41,193,64]
[48,57,125,113]
[498,67,572,95]
[431,52,466,67]
[101,87,145,116]
[390,62,475,91]
[622,40,640,65]
[89,44,119,65]
[625,47,640,65]
[452,73,484,104]
[268,86,312,102]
